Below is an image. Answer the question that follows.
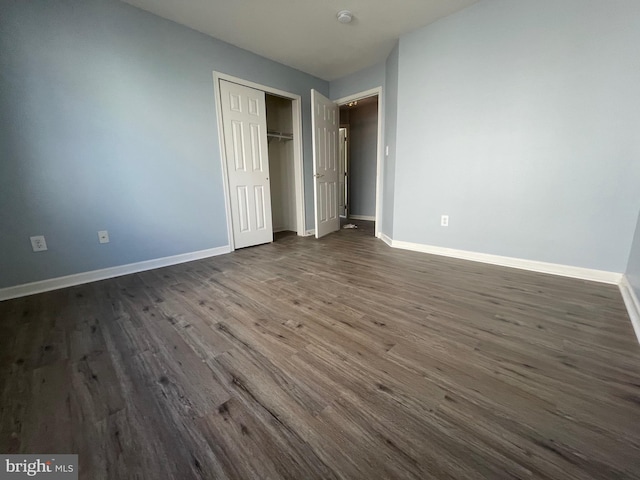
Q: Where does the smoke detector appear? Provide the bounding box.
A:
[337,10,353,24]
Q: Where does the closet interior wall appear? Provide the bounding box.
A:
[266,95,296,233]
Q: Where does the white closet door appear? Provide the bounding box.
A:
[311,89,340,238]
[220,80,273,248]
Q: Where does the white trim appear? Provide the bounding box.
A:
[334,87,384,240]
[0,246,231,302]
[274,226,294,233]
[291,94,305,239]
[349,215,375,221]
[304,229,316,236]
[212,71,306,250]
[620,276,640,344]
[379,232,393,247]
[338,124,350,219]
[390,240,622,285]
[334,88,381,106]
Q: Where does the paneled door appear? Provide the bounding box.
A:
[220,80,273,248]
[311,89,340,238]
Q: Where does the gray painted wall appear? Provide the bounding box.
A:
[329,62,385,102]
[393,0,640,272]
[341,101,378,218]
[0,0,328,289]
[382,43,399,237]
[626,210,640,301]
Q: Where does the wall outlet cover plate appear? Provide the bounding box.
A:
[30,235,48,252]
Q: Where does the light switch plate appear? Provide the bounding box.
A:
[98,230,110,244]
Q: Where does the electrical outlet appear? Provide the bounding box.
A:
[98,230,110,244]
[441,215,449,227]
[30,235,48,252]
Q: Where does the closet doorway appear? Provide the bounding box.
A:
[214,72,305,251]
[266,94,297,236]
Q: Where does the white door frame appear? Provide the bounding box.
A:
[213,71,305,250]
[334,87,383,239]
[338,125,350,218]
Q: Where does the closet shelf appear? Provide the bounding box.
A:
[267,131,294,142]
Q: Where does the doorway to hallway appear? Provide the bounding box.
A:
[338,95,378,236]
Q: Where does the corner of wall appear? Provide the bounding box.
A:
[619,276,640,345]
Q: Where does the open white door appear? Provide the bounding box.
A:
[220,80,273,248]
[311,89,340,238]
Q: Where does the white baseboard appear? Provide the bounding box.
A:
[304,229,316,237]
[379,232,393,247]
[349,215,375,221]
[619,276,640,344]
[0,245,232,302]
[391,240,622,285]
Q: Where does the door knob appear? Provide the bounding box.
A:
[314,173,324,178]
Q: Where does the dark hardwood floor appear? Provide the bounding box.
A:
[2,228,640,479]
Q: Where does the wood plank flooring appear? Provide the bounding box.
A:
[2,227,640,479]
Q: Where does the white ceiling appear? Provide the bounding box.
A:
[121,0,478,81]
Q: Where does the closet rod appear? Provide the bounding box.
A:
[267,131,294,142]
